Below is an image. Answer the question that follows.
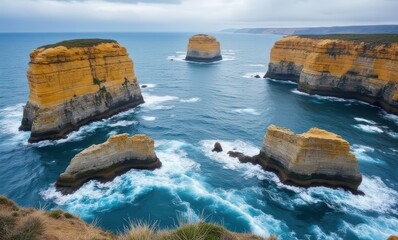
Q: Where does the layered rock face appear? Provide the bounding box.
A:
[56,134,161,189]
[185,34,222,62]
[258,125,362,191]
[20,39,144,142]
[265,36,398,114]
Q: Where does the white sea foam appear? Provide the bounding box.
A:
[106,130,118,137]
[41,140,287,238]
[41,140,200,216]
[168,50,235,63]
[351,144,383,164]
[289,176,398,215]
[0,103,30,144]
[142,116,156,121]
[381,111,398,125]
[353,124,384,133]
[180,97,201,103]
[245,64,266,67]
[141,93,178,110]
[341,216,398,240]
[354,117,376,125]
[387,131,398,138]
[242,72,265,79]
[231,108,260,116]
[108,120,136,127]
[291,89,353,102]
[266,78,297,85]
[310,225,343,240]
[29,111,139,147]
[199,140,266,180]
[140,83,156,89]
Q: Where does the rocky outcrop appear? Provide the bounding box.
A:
[212,142,223,152]
[56,134,161,190]
[258,125,362,192]
[185,34,222,62]
[20,39,144,143]
[265,36,398,114]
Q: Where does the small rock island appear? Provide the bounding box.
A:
[227,125,362,192]
[185,34,222,62]
[258,125,362,191]
[20,39,144,142]
[56,134,161,190]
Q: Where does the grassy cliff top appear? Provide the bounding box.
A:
[38,38,118,49]
[297,34,398,44]
[0,195,272,240]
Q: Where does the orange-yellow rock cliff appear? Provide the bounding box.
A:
[20,39,144,142]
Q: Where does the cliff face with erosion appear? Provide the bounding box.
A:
[20,39,144,142]
[258,125,362,191]
[56,134,161,190]
[265,36,398,114]
[185,34,222,62]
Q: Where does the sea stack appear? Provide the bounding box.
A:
[258,125,362,192]
[56,134,161,190]
[185,34,222,62]
[20,39,144,143]
[264,35,398,114]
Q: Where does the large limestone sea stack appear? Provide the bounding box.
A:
[56,134,161,190]
[264,35,398,114]
[185,34,222,62]
[20,39,144,142]
[258,125,362,191]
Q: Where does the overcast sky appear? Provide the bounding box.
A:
[0,0,397,32]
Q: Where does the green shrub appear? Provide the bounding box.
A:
[0,196,17,208]
[38,39,117,49]
[297,34,398,44]
[49,209,64,219]
[93,78,106,86]
[0,212,16,236]
[169,222,208,240]
[63,212,75,219]
[8,216,44,240]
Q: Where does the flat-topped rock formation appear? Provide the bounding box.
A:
[258,125,362,191]
[185,34,222,62]
[265,35,398,114]
[20,39,144,142]
[56,134,161,190]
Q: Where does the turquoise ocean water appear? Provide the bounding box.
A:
[0,32,397,239]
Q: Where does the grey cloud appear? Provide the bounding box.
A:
[47,0,181,3]
[0,0,397,32]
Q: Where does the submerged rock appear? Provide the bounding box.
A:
[56,134,161,191]
[258,125,362,192]
[212,142,223,152]
[253,74,261,78]
[227,151,258,164]
[20,39,144,143]
[185,34,222,62]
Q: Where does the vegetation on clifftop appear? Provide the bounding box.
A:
[297,34,398,44]
[0,196,273,240]
[38,38,118,49]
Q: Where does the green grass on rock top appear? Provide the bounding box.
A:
[38,38,118,49]
[297,34,398,44]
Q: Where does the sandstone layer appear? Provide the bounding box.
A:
[56,134,161,190]
[265,36,398,114]
[185,34,222,62]
[257,125,362,191]
[20,39,144,142]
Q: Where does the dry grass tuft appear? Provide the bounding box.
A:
[120,220,157,240]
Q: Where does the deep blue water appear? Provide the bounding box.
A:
[0,32,397,240]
